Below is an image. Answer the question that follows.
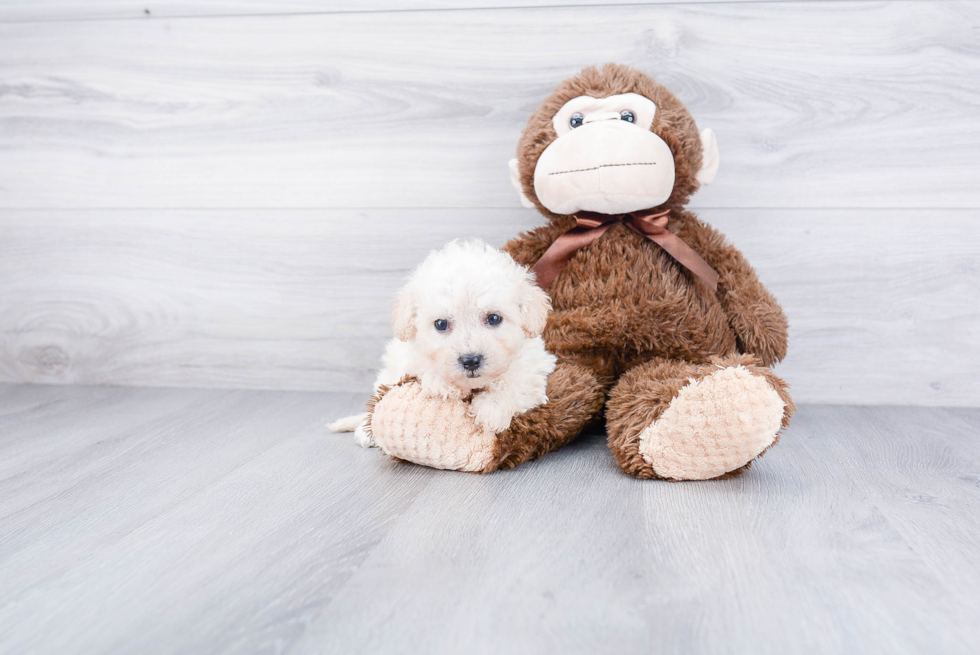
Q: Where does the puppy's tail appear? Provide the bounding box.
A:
[328,412,368,432]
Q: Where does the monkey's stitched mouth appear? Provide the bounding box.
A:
[548,162,657,176]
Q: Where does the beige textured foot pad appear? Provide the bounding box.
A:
[370,382,497,472]
[638,365,785,480]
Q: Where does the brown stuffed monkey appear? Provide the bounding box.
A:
[368,64,794,479]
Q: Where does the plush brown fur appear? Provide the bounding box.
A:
[497,63,794,478]
[484,361,606,473]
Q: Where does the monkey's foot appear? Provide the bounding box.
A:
[606,355,795,480]
[368,381,497,472]
[637,366,784,480]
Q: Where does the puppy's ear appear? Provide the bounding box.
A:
[519,279,551,338]
[391,285,417,341]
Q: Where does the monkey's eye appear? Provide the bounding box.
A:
[486,313,503,327]
[434,319,450,332]
[569,113,584,129]
[620,110,636,123]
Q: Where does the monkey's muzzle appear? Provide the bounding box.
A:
[533,120,676,216]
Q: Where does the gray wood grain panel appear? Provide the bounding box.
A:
[1,385,978,653]
[1,1,977,209]
[711,208,980,407]
[2,207,977,406]
[0,0,842,23]
[0,208,540,392]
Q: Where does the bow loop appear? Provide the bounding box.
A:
[574,215,609,229]
[628,209,670,236]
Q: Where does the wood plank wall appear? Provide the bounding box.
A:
[1,1,978,406]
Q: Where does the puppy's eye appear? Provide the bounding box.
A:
[569,113,584,129]
[486,314,503,327]
[620,110,635,123]
[434,319,450,332]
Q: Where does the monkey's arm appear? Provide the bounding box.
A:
[683,217,788,367]
[366,359,605,472]
[501,222,568,268]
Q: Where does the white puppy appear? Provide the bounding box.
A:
[330,239,557,447]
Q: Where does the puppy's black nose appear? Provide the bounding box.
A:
[460,354,483,371]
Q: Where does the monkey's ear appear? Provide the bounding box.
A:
[696,128,720,185]
[391,285,417,341]
[509,158,536,209]
[519,278,552,338]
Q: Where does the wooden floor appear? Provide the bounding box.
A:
[1,384,978,654]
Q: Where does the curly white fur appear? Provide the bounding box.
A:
[329,239,557,447]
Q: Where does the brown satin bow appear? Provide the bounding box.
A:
[530,209,719,291]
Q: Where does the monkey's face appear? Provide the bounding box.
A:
[533,93,675,216]
[510,65,719,219]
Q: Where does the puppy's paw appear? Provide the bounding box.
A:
[354,422,375,448]
[420,374,463,401]
[470,393,516,434]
